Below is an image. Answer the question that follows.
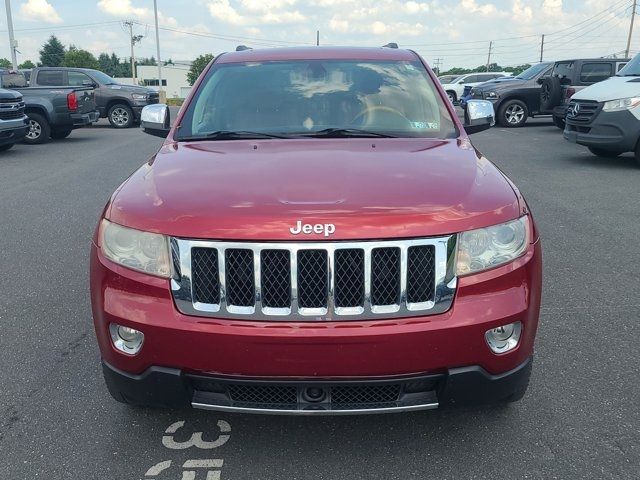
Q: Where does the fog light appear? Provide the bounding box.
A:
[109,324,144,355]
[485,321,522,354]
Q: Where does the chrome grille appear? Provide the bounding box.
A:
[171,236,457,321]
[566,100,600,124]
[0,100,25,120]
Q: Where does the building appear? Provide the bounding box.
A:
[136,62,192,99]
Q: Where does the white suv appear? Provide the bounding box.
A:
[441,72,512,103]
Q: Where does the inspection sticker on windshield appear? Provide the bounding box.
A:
[411,121,439,130]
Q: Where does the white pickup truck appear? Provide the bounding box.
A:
[564,54,640,165]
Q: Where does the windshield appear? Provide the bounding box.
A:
[89,70,118,85]
[438,75,459,84]
[516,63,552,80]
[177,60,457,140]
[617,54,640,76]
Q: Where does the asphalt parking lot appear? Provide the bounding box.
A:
[0,115,639,480]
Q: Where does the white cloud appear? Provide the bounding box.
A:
[19,0,62,23]
[97,0,149,17]
[207,0,305,25]
[329,15,349,33]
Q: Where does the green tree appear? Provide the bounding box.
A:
[187,54,214,85]
[138,56,157,66]
[0,58,12,68]
[39,35,66,67]
[18,60,36,69]
[62,47,99,69]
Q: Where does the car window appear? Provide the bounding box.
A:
[616,62,627,72]
[553,62,573,79]
[179,59,458,140]
[36,70,64,86]
[462,75,477,83]
[68,71,92,86]
[580,63,612,83]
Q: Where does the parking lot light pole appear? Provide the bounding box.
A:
[153,0,165,103]
[4,0,18,70]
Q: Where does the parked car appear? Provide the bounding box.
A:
[437,74,459,84]
[29,67,159,128]
[564,53,640,164]
[465,62,553,127]
[538,58,629,129]
[91,46,541,413]
[0,88,29,151]
[0,69,99,144]
[441,72,512,103]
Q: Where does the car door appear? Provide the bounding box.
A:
[67,71,98,115]
[528,66,552,112]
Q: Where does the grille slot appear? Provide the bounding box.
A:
[407,245,435,304]
[297,250,328,309]
[191,248,219,304]
[225,249,255,307]
[174,237,453,321]
[371,247,401,306]
[228,385,297,405]
[334,249,364,308]
[261,250,291,308]
[331,384,401,405]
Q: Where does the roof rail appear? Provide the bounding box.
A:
[382,42,398,49]
[236,45,252,51]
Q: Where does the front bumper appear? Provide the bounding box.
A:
[102,357,533,413]
[564,109,640,152]
[0,119,29,146]
[71,110,100,127]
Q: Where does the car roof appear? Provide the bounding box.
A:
[216,46,418,64]
[554,58,630,63]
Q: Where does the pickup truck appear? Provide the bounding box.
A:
[0,69,99,144]
[29,67,159,128]
[564,53,640,165]
[91,46,542,414]
[0,88,29,151]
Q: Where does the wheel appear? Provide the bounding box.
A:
[540,76,562,111]
[108,103,134,128]
[446,91,457,104]
[51,129,72,139]
[553,116,565,130]
[498,100,528,128]
[23,113,51,144]
[588,147,622,158]
[0,143,14,152]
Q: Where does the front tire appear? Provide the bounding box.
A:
[446,91,457,104]
[108,104,134,128]
[498,100,528,127]
[553,116,565,130]
[23,113,51,145]
[588,147,622,158]
[51,129,72,139]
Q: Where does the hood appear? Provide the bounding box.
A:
[475,78,526,92]
[109,84,154,95]
[572,76,640,102]
[107,138,521,241]
[0,88,22,100]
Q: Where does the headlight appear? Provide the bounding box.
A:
[131,93,147,101]
[484,91,498,99]
[100,219,171,277]
[602,97,640,112]
[456,216,529,276]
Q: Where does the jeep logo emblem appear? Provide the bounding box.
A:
[289,220,336,237]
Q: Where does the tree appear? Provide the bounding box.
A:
[18,60,36,69]
[187,54,214,85]
[62,47,99,69]
[138,56,157,66]
[39,35,66,67]
[0,58,11,68]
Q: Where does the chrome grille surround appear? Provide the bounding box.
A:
[171,236,457,321]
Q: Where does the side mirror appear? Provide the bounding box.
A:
[464,100,495,135]
[141,104,170,138]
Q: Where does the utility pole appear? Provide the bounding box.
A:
[540,34,545,62]
[625,0,637,58]
[4,0,18,69]
[153,0,165,102]
[433,57,443,75]
[123,20,143,85]
[486,41,492,72]
[316,30,320,46]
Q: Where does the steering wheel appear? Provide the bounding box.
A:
[351,105,412,127]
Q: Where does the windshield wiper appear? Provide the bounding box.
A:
[300,128,397,138]
[179,130,291,141]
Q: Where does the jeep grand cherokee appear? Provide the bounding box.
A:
[90,46,542,414]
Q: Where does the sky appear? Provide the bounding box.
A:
[1,0,638,70]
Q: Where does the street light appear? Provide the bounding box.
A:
[153,0,165,102]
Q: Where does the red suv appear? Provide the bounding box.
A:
[90,46,542,414]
